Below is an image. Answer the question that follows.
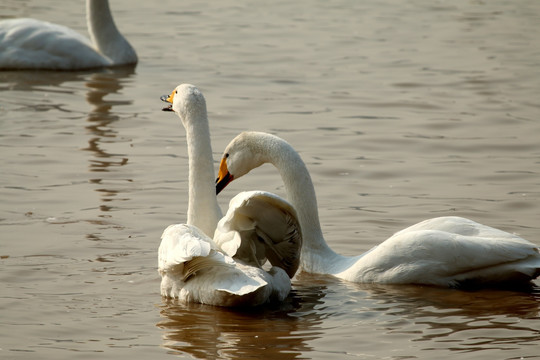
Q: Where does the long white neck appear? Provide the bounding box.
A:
[86,0,137,65]
[262,136,343,272]
[183,111,222,237]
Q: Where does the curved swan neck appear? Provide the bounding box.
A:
[183,110,222,237]
[86,0,137,65]
[260,135,341,270]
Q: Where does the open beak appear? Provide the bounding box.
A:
[160,91,175,111]
[215,157,234,195]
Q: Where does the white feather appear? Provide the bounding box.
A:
[218,132,540,288]
[0,0,136,70]
[157,85,302,307]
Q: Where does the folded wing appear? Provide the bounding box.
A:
[214,190,302,278]
[352,216,540,287]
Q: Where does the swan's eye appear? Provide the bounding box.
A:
[175,90,178,94]
[225,153,229,158]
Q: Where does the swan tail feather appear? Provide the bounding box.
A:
[182,253,234,282]
[159,224,223,273]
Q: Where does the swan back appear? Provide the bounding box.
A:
[0,0,136,70]
[349,219,540,287]
[159,223,291,306]
[0,18,108,70]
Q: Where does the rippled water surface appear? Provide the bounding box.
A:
[1,0,540,359]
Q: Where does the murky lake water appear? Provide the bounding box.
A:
[1,0,540,359]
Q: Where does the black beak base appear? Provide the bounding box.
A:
[216,172,233,195]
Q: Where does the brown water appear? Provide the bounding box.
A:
[1,0,540,359]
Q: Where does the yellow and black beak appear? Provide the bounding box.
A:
[215,157,234,195]
[160,90,175,111]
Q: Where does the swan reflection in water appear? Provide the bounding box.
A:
[158,272,540,359]
[0,66,135,239]
[0,66,135,177]
[157,274,329,360]
[335,277,540,354]
[82,66,135,173]
[81,66,136,239]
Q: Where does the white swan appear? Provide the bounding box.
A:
[0,0,137,70]
[158,85,302,306]
[216,131,540,288]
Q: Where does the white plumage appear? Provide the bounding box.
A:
[216,131,540,288]
[158,85,301,307]
[214,190,302,278]
[159,224,290,307]
[0,0,136,70]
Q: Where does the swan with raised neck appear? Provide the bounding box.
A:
[162,84,222,237]
[86,0,137,66]
[157,86,306,306]
[160,84,302,279]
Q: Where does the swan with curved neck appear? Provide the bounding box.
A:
[216,131,540,288]
[0,0,137,70]
[157,85,302,306]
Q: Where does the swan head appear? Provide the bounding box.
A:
[161,84,207,124]
[216,132,277,195]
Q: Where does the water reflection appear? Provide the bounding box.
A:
[157,275,329,360]
[347,281,540,354]
[157,270,540,358]
[82,66,135,172]
[80,67,136,243]
[348,282,540,317]
[0,68,135,177]
[0,67,136,239]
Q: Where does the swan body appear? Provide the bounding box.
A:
[158,85,302,306]
[159,223,290,307]
[0,0,137,70]
[216,131,540,288]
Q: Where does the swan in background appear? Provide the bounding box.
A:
[158,85,302,306]
[0,0,137,70]
[216,131,540,288]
